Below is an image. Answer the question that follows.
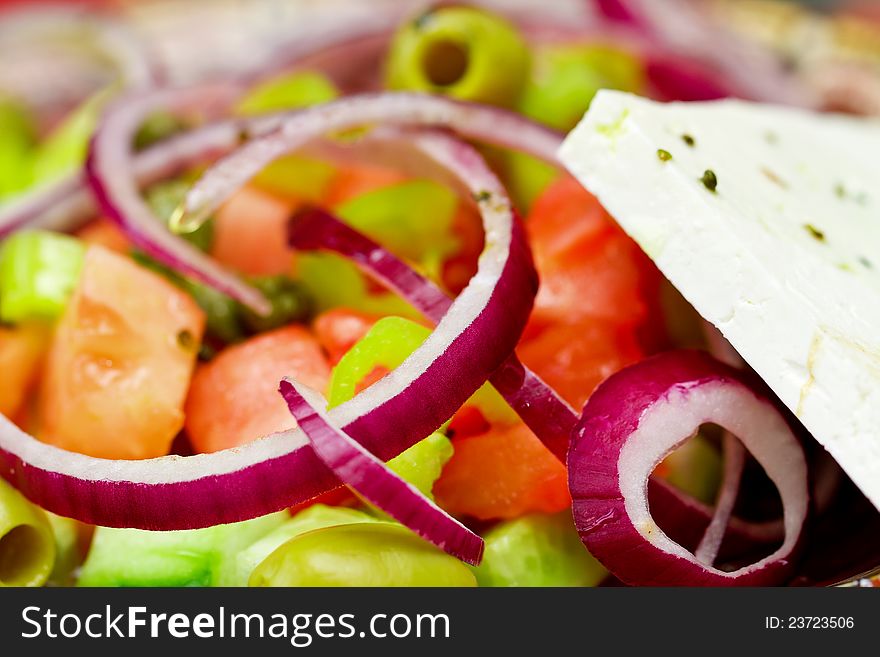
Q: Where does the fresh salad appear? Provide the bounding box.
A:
[0,0,878,588]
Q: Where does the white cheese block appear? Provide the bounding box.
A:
[559,90,880,510]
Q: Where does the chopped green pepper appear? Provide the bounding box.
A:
[475,512,606,587]
[237,72,340,202]
[0,100,36,200]
[0,230,85,323]
[77,513,286,587]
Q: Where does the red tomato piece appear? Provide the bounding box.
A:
[434,423,570,520]
[75,218,131,254]
[185,325,331,453]
[0,323,48,419]
[441,203,484,295]
[518,320,643,410]
[525,176,661,336]
[323,163,407,207]
[39,246,205,460]
[211,185,297,276]
[312,308,378,365]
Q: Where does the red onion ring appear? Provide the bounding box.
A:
[88,92,559,316]
[84,82,277,315]
[697,319,748,565]
[694,434,746,566]
[0,111,282,240]
[288,204,574,462]
[570,350,809,586]
[0,127,535,530]
[279,378,483,565]
[181,92,562,223]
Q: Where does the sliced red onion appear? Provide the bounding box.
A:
[1,127,535,530]
[289,204,574,462]
[0,112,281,240]
[84,82,277,315]
[694,433,746,566]
[570,350,809,586]
[181,92,563,221]
[697,319,747,565]
[278,378,483,565]
[89,92,558,316]
[0,174,89,240]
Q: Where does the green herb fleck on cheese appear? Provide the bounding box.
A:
[657,149,672,162]
[682,134,696,147]
[804,224,825,242]
[699,169,717,193]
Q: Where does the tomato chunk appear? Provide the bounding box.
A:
[518,320,643,410]
[211,186,296,276]
[434,423,570,520]
[323,163,407,207]
[0,323,48,419]
[525,176,661,334]
[75,218,131,254]
[39,246,205,459]
[185,325,331,453]
[312,308,378,365]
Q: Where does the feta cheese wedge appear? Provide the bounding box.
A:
[560,90,880,510]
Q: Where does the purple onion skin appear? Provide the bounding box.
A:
[595,0,647,26]
[569,350,803,586]
[0,440,337,530]
[646,56,732,102]
[278,379,484,566]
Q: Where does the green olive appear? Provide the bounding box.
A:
[385,7,530,107]
[249,523,476,587]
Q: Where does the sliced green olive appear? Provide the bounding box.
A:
[386,7,530,108]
